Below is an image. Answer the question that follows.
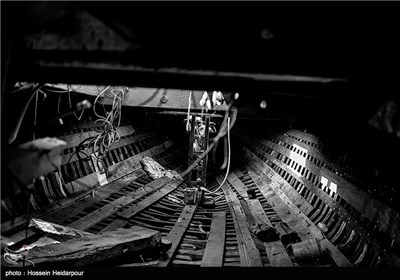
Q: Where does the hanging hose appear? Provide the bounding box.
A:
[202,116,231,195]
[219,136,228,170]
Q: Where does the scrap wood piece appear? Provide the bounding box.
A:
[2,226,161,268]
[3,219,95,259]
[29,218,93,238]
[274,222,299,245]
[201,212,226,267]
[158,204,198,267]
[141,156,182,180]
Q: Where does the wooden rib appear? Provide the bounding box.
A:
[1,140,171,236]
[117,179,183,220]
[68,177,173,231]
[244,154,353,266]
[42,169,146,223]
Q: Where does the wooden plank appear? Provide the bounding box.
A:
[320,238,353,267]
[100,87,229,111]
[248,199,272,226]
[269,181,324,240]
[68,177,173,230]
[2,226,161,267]
[216,176,263,267]
[244,148,354,267]
[99,219,128,233]
[158,204,198,267]
[228,170,293,266]
[117,179,183,220]
[264,241,294,267]
[245,165,313,242]
[247,199,294,267]
[201,212,226,267]
[227,172,248,199]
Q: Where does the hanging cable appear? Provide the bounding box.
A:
[93,86,111,119]
[92,86,124,159]
[33,92,38,140]
[8,83,42,144]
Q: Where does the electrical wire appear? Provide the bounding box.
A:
[65,136,98,194]
[92,86,123,159]
[93,86,111,118]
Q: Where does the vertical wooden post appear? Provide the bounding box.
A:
[187,115,196,188]
[202,116,210,187]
